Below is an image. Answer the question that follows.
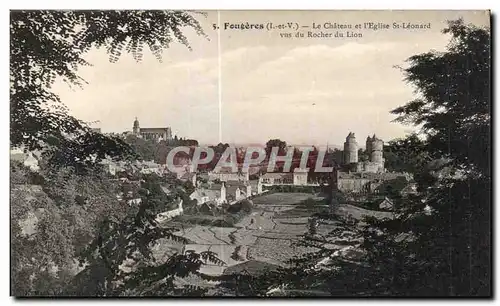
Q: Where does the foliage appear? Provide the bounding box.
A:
[265,139,287,154]
[391,19,490,178]
[383,133,432,174]
[68,175,224,296]
[266,184,320,194]
[11,157,211,296]
[11,185,77,296]
[124,135,158,161]
[383,19,491,296]
[10,10,205,169]
[10,161,129,296]
[226,199,253,214]
[357,148,369,162]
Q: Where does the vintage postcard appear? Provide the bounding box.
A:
[10,10,491,297]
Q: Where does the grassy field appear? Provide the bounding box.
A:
[252,192,316,206]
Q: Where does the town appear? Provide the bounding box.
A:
[11,116,420,292]
[10,10,490,298]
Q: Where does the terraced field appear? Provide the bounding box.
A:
[152,193,318,274]
[157,193,387,279]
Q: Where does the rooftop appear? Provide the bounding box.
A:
[261,172,293,179]
[337,171,407,181]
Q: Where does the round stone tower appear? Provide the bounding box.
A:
[133,117,140,135]
[370,134,384,168]
[343,132,358,164]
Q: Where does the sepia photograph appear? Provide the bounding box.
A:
[9,9,491,297]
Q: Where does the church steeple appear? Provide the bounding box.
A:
[133,117,140,135]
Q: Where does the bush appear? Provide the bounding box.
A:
[301,198,317,208]
[265,185,321,194]
[227,199,253,214]
[211,218,234,227]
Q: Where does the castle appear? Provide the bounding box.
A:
[337,132,409,194]
[132,117,172,142]
[343,132,385,173]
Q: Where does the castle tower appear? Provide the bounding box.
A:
[133,117,140,135]
[370,134,384,171]
[343,132,358,164]
[365,135,373,155]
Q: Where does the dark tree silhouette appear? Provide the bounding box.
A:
[265,139,287,156]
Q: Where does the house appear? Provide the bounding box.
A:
[208,167,249,182]
[400,182,418,196]
[201,180,252,205]
[127,198,142,206]
[259,173,293,185]
[189,189,211,205]
[160,186,172,196]
[377,197,394,210]
[139,160,163,175]
[258,169,309,186]
[337,171,409,194]
[156,199,184,222]
[292,168,309,185]
[256,180,263,194]
[205,183,227,205]
[224,180,251,204]
[100,159,117,176]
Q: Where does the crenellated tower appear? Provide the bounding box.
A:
[365,135,373,156]
[366,134,384,172]
[343,132,358,164]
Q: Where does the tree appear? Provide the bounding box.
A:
[68,175,224,296]
[265,139,287,156]
[10,10,206,169]
[385,18,491,296]
[331,148,343,164]
[357,148,369,162]
[10,160,129,296]
[356,19,490,296]
[391,19,490,178]
[124,135,156,161]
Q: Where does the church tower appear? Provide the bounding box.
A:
[133,117,140,135]
[220,182,226,205]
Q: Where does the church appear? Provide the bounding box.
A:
[132,117,172,142]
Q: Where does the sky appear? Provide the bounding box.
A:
[52,10,490,146]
